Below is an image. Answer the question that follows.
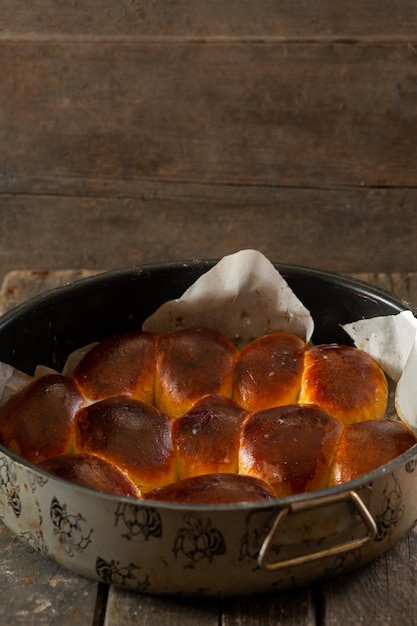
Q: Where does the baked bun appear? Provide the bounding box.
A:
[233,332,306,411]
[0,374,83,463]
[239,404,343,497]
[329,419,417,485]
[143,473,275,504]
[173,394,246,480]
[73,396,176,492]
[154,327,239,417]
[0,324,412,504]
[38,453,140,498]
[73,331,157,404]
[299,344,388,425]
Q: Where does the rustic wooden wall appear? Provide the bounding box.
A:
[1,1,417,281]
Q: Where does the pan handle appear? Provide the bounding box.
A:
[258,490,377,571]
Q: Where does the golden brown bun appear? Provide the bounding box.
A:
[154,327,239,418]
[173,394,247,480]
[0,325,409,504]
[73,396,176,492]
[38,453,141,498]
[239,404,343,497]
[143,473,275,504]
[329,420,417,485]
[233,332,306,411]
[299,344,388,425]
[73,331,157,404]
[0,374,83,463]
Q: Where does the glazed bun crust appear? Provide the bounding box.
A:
[0,374,83,463]
[143,473,276,504]
[239,404,343,497]
[154,327,239,417]
[38,453,140,498]
[299,344,388,425]
[73,331,157,404]
[329,420,417,485]
[233,332,306,412]
[73,396,176,492]
[1,325,414,503]
[173,394,246,479]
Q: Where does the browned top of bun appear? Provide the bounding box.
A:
[73,331,157,404]
[329,419,417,485]
[73,396,176,492]
[299,344,388,425]
[239,404,343,497]
[0,374,83,463]
[143,473,275,504]
[0,324,410,504]
[173,394,247,479]
[38,453,140,498]
[154,327,239,417]
[233,332,306,411]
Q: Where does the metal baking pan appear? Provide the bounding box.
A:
[0,260,416,597]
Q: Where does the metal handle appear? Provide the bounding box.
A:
[258,490,377,571]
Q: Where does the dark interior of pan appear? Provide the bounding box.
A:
[0,261,411,375]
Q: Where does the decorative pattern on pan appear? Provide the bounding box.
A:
[173,513,226,569]
[50,495,93,556]
[114,502,162,541]
[96,557,150,591]
[375,473,405,541]
[0,454,21,517]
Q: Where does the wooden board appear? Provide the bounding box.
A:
[2,1,417,38]
[322,528,417,625]
[0,269,100,314]
[0,200,417,286]
[1,41,417,190]
[0,524,100,626]
[1,2,417,279]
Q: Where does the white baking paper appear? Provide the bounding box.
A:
[343,310,417,431]
[142,249,314,346]
[0,362,31,405]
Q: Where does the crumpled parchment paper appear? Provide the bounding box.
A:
[143,249,314,346]
[343,310,417,431]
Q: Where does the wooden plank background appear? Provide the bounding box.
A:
[1,1,417,283]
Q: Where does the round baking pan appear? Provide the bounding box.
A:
[0,260,416,596]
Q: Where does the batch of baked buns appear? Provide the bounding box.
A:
[0,325,415,504]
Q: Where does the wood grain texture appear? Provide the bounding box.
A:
[0,269,100,313]
[104,590,220,626]
[1,0,417,38]
[1,3,417,277]
[321,526,417,625]
[0,198,417,282]
[1,41,417,190]
[221,589,316,626]
[0,523,99,626]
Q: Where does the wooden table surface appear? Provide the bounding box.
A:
[0,268,417,626]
